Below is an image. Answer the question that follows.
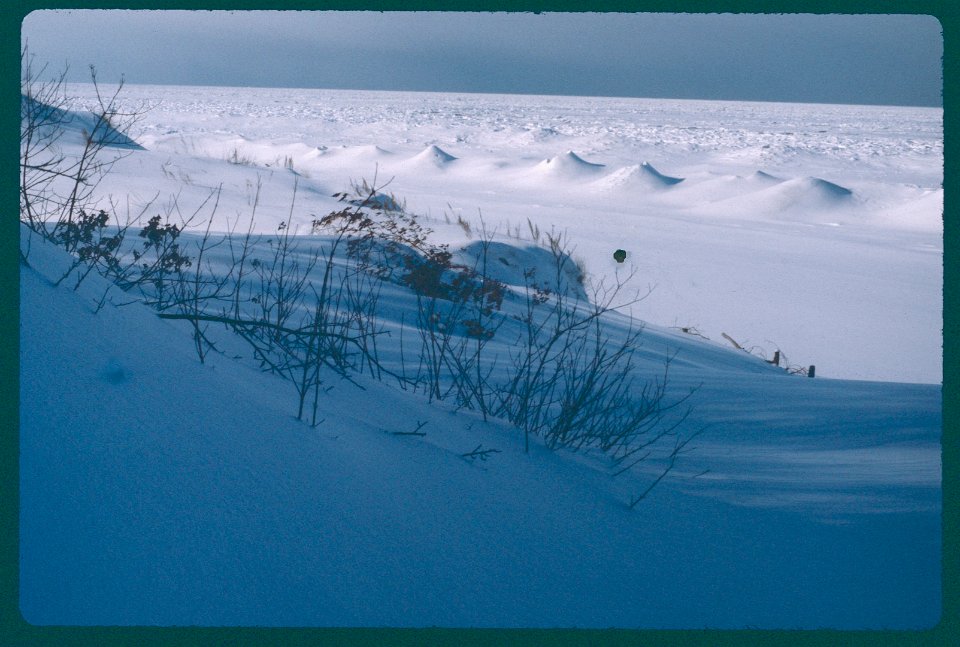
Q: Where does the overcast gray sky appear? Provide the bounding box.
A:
[21,10,942,106]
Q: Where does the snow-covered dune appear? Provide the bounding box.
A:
[696,175,856,222]
[22,93,144,150]
[592,161,684,191]
[662,169,783,204]
[407,143,458,168]
[19,227,941,628]
[528,150,606,181]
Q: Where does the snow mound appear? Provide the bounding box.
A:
[751,176,854,212]
[409,144,458,167]
[662,169,783,205]
[530,150,606,180]
[689,174,854,220]
[22,94,144,150]
[593,162,683,191]
[792,176,853,198]
[455,240,588,302]
[328,144,394,159]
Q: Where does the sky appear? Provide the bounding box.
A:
[21,10,943,107]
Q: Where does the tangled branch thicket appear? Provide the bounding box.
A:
[20,53,700,504]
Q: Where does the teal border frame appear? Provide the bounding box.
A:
[4,2,954,645]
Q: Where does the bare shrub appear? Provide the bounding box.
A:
[20,45,147,247]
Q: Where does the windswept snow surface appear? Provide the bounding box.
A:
[20,226,940,629]
[65,84,942,383]
[20,85,942,628]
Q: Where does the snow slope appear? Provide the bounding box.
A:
[20,225,940,628]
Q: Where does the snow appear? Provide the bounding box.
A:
[21,93,144,150]
[408,144,458,167]
[19,84,942,629]
[529,150,606,180]
[593,162,684,191]
[69,84,943,384]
